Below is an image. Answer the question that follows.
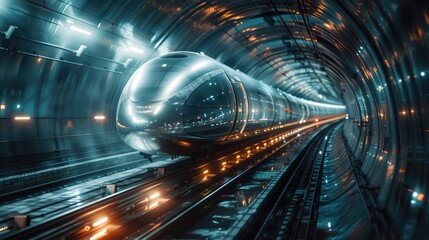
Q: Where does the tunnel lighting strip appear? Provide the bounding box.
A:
[0,46,123,74]
[90,229,107,240]
[129,46,144,54]
[14,116,31,120]
[299,98,346,109]
[94,115,106,120]
[92,217,108,227]
[70,25,92,36]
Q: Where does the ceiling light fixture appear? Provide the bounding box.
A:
[124,58,133,68]
[75,45,87,57]
[70,25,92,36]
[129,46,143,54]
[3,25,18,39]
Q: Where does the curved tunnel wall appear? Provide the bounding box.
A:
[0,0,428,237]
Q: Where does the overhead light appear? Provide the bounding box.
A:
[15,116,31,121]
[129,46,143,54]
[70,25,92,36]
[76,45,87,57]
[4,25,18,39]
[92,217,108,227]
[124,58,133,68]
[94,115,105,120]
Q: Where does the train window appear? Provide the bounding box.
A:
[245,85,274,127]
[183,74,235,138]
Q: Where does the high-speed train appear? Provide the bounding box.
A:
[116,52,345,156]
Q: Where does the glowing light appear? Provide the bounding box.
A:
[149,192,160,199]
[0,226,8,232]
[70,25,92,35]
[297,98,346,109]
[94,115,105,120]
[124,58,133,68]
[76,45,87,57]
[417,193,424,201]
[153,104,163,115]
[14,116,31,120]
[162,63,167,67]
[420,71,425,77]
[148,201,159,209]
[37,57,42,62]
[90,229,107,240]
[92,217,108,227]
[130,46,143,54]
[413,192,418,198]
[222,162,226,165]
[16,104,20,109]
[203,170,209,174]
[328,222,331,228]
[0,104,5,110]
[4,25,18,39]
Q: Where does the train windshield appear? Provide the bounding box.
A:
[127,62,191,102]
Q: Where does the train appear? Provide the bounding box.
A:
[116,52,345,156]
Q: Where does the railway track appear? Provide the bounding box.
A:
[2,117,343,240]
[138,122,340,240]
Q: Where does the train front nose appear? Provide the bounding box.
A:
[116,99,163,154]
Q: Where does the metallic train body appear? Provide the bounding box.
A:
[116,52,345,155]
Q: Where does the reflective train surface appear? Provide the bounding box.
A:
[116,52,346,156]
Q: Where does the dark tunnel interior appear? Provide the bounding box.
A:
[0,0,428,238]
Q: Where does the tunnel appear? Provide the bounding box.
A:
[0,0,428,239]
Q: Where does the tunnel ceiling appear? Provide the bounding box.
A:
[1,0,424,107]
[1,0,376,105]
